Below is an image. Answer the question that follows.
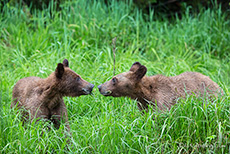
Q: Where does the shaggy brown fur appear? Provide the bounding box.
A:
[11,59,94,131]
[98,62,223,112]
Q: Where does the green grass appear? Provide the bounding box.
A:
[1,0,230,153]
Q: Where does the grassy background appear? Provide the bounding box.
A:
[0,0,230,153]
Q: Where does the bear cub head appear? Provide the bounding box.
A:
[98,62,146,98]
[55,59,94,97]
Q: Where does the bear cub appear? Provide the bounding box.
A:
[98,62,223,112]
[12,59,94,131]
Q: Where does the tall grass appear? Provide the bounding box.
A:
[0,0,230,153]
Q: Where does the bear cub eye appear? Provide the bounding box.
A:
[112,77,117,85]
[76,76,80,81]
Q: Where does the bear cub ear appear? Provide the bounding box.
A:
[55,63,65,79]
[130,62,147,80]
[130,62,142,72]
[63,59,69,67]
[134,65,147,81]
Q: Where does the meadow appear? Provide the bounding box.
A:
[0,0,230,153]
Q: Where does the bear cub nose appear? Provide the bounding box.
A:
[89,83,95,92]
[98,85,102,92]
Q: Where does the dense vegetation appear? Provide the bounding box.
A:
[0,0,229,153]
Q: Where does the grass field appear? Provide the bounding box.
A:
[0,0,230,153]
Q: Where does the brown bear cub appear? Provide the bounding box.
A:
[98,62,223,112]
[11,59,94,131]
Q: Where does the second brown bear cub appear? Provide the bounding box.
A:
[98,62,223,112]
[11,59,94,131]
